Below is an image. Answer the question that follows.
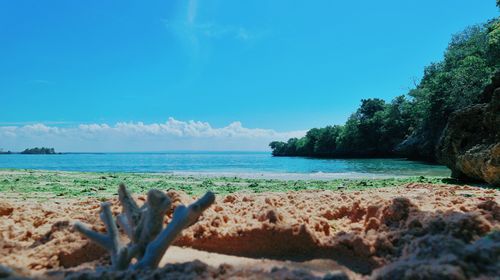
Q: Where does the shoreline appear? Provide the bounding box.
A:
[0,169,459,199]
[0,167,451,181]
[0,153,452,179]
[168,170,442,180]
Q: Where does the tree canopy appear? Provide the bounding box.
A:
[271,14,500,160]
[20,147,57,154]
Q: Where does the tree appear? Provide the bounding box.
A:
[21,147,57,154]
[314,126,342,156]
[269,141,286,156]
[270,15,499,160]
[488,18,500,66]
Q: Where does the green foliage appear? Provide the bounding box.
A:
[271,97,413,157]
[488,19,500,66]
[270,16,500,160]
[269,141,286,156]
[401,22,498,160]
[313,125,342,156]
[20,147,56,154]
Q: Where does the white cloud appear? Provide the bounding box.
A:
[191,22,255,41]
[28,79,52,85]
[164,20,257,42]
[187,0,197,24]
[0,118,305,152]
[163,0,260,44]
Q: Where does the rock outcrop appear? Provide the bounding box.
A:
[394,129,439,162]
[437,73,500,186]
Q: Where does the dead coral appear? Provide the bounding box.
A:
[74,184,215,270]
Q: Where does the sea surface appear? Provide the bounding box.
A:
[0,152,450,179]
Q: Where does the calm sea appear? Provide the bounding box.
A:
[0,152,450,179]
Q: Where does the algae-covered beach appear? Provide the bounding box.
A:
[1,169,499,279]
[0,169,453,199]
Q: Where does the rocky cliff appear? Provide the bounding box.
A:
[437,73,500,186]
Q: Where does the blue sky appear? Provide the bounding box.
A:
[0,1,498,152]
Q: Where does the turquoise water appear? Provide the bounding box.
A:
[0,152,450,179]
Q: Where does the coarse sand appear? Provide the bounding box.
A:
[0,183,498,279]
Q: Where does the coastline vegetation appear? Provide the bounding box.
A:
[1,147,58,155]
[0,149,12,154]
[20,147,57,154]
[270,13,500,162]
[0,169,456,199]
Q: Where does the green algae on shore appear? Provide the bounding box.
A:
[0,169,459,199]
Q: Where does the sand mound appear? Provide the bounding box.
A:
[0,199,107,272]
[370,231,500,279]
[175,184,499,275]
[56,260,351,280]
[0,183,498,279]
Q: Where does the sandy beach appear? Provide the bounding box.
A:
[1,171,498,279]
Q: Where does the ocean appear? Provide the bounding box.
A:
[0,151,451,179]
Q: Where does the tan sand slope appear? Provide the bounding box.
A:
[0,183,499,279]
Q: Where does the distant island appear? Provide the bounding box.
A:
[1,147,59,154]
[20,147,58,154]
[0,149,12,154]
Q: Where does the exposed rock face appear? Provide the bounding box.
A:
[437,74,500,186]
[394,129,438,162]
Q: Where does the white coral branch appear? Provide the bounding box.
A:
[133,191,215,270]
[73,184,215,271]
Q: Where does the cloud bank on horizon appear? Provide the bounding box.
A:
[0,118,305,152]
